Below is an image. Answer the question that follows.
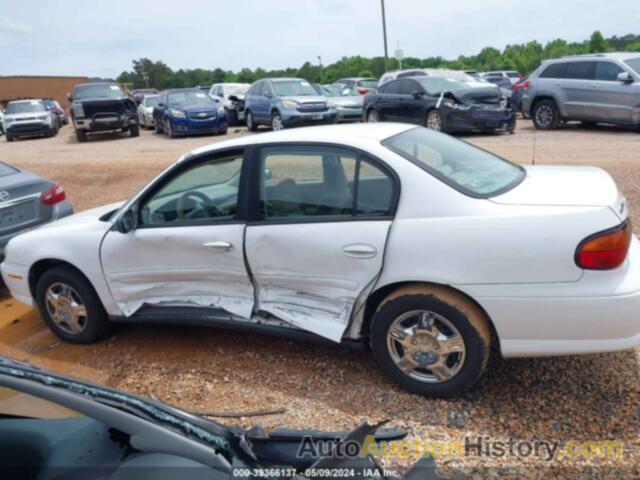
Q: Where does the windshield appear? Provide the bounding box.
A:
[168,91,212,107]
[415,77,469,95]
[143,96,159,107]
[272,80,317,96]
[625,58,640,75]
[74,84,124,100]
[6,100,46,114]
[226,85,249,96]
[0,162,18,177]
[383,127,525,197]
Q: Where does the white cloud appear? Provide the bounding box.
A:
[0,16,32,35]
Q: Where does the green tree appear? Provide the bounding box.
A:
[589,31,609,53]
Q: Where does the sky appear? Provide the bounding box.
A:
[1,0,639,78]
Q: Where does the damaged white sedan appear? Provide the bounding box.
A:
[2,123,640,397]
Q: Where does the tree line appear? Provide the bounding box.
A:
[116,31,640,89]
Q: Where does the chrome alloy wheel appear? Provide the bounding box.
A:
[386,310,465,383]
[45,282,88,335]
[535,104,553,128]
[271,114,284,131]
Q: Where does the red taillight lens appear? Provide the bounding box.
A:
[523,80,531,89]
[576,222,631,270]
[513,84,524,91]
[41,182,66,205]
[357,87,368,95]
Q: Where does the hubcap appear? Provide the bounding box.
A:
[247,113,253,129]
[427,112,442,131]
[368,110,379,122]
[45,283,88,335]
[272,115,283,131]
[535,105,553,127]
[386,310,465,383]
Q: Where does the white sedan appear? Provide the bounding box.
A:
[137,94,159,129]
[2,123,639,397]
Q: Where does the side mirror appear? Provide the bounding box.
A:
[617,72,633,83]
[411,90,422,99]
[157,102,165,108]
[228,95,239,102]
[67,93,73,102]
[117,209,137,234]
[264,92,273,99]
[264,168,272,181]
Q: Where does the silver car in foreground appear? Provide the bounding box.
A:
[522,52,640,130]
[0,161,73,260]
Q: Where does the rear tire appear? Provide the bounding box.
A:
[246,111,257,132]
[35,266,110,344]
[532,99,561,130]
[129,123,140,137]
[370,284,491,397]
[155,119,164,134]
[75,130,87,142]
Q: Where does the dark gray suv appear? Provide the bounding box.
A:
[522,52,640,130]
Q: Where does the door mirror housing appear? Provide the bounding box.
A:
[411,90,423,99]
[157,102,165,108]
[617,72,633,83]
[117,209,137,234]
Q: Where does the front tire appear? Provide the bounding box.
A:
[246,111,257,132]
[271,112,284,131]
[75,130,87,142]
[425,110,445,132]
[35,266,110,344]
[532,99,560,130]
[370,285,491,397]
[366,109,379,122]
[129,123,140,137]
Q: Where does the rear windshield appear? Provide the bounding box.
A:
[143,96,159,107]
[358,79,379,88]
[6,101,46,114]
[625,58,640,75]
[0,162,18,177]
[383,127,525,197]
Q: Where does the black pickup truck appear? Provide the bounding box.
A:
[68,83,139,142]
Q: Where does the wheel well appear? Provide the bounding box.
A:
[28,259,93,301]
[270,108,281,117]
[361,281,501,353]
[531,95,557,113]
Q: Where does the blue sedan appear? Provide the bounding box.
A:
[153,89,227,137]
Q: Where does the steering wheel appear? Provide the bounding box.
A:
[176,191,216,220]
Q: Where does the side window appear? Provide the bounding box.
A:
[383,80,402,95]
[539,62,567,79]
[564,61,596,80]
[356,159,394,216]
[595,62,624,81]
[258,146,395,221]
[139,154,243,226]
[263,82,274,97]
[399,79,419,95]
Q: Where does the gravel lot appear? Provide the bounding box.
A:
[0,120,639,478]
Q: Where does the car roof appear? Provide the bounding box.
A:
[556,52,640,61]
[8,99,44,104]
[183,123,415,160]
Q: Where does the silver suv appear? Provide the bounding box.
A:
[522,52,640,130]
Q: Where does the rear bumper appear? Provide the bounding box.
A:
[335,107,363,122]
[0,200,74,262]
[464,236,640,357]
[0,261,32,306]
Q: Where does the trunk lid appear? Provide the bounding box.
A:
[491,166,627,220]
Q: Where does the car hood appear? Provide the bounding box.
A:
[171,103,219,113]
[491,166,627,220]
[75,97,129,104]
[4,112,48,121]
[283,95,327,105]
[448,86,503,105]
[38,201,125,231]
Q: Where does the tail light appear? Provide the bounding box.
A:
[357,87,369,95]
[575,222,631,270]
[41,182,66,205]
[523,80,531,90]
[513,84,524,91]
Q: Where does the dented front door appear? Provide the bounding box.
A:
[100,152,254,319]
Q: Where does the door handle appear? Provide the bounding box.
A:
[204,241,233,251]
[342,243,377,259]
